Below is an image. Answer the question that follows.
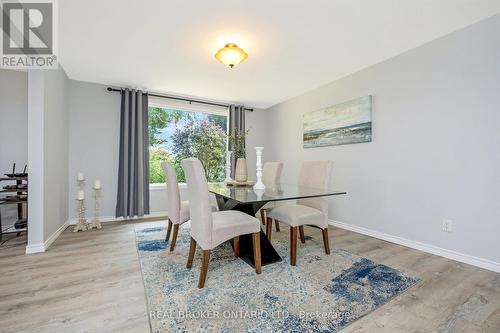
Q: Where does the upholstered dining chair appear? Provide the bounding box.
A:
[162,161,190,252]
[181,158,262,288]
[259,162,283,233]
[266,160,333,266]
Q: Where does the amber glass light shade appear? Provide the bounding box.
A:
[214,43,248,68]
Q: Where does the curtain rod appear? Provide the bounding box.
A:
[106,87,253,112]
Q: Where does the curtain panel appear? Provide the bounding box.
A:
[228,104,246,177]
[116,89,150,218]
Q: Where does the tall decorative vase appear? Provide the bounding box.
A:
[234,158,248,182]
[253,147,265,190]
[224,151,233,183]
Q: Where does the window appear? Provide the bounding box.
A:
[148,98,228,184]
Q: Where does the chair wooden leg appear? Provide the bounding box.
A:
[252,232,262,274]
[198,250,211,288]
[186,238,197,268]
[169,224,179,252]
[275,220,280,232]
[165,219,172,242]
[266,217,273,241]
[299,226,305,243]
[322,228,331,255]
[290,226,297,266]
[260,209,266,225]
[233,236,240,257]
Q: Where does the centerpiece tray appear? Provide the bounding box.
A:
[225,180,256,187]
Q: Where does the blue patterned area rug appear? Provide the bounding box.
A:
[135,223,418,333]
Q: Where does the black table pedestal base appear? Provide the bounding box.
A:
[216,196,282,267]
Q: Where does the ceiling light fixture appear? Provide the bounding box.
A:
[214,43,248,68]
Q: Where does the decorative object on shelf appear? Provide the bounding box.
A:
[4,163,28,178]
[303,95,372,148]
[214,43,248,68]
[88,180,102,230]
[4,195,27,201]
[224,151,233,184]
[14,219,27,229]
[253,147,265,190]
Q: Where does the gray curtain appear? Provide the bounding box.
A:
[116,89,150,218]
[228,104,246,177]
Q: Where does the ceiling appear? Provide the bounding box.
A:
[59,0,500,109]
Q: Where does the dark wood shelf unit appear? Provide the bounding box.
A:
[0,176,28,244]
[0,189,28,193]
[0,200,28,205]
[0,177,28,181]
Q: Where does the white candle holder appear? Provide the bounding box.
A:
[88,187,102,230]
[224,150,233,184]
[253,147,265,190]
[73,198,89,232]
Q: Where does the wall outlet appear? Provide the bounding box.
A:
[442,219,453,233]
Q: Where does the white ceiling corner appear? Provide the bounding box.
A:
[59,0,500,109]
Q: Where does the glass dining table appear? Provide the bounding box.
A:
[208,182,347,267]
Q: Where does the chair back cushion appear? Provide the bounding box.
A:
[161,161,181,224]
[181,158,213,249]
[297,160,333,213]
[262,162,283,187]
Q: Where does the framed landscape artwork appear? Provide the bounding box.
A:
[303,95,372,148]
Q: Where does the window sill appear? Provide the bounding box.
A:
[149,183,188,191]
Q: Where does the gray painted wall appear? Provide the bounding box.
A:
[0,69,27,223]
[27,66,70,248]
[68,80,120,219]
[27,70,45,246]
[264,15,500,264]
[43,67,70,240]
[246,107,270,177]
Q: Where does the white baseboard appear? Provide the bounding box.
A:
[25,220,69,254]
[44,220,69,250]
[25,243,45,254]
[68,211,169,225]
[329,220,500,273]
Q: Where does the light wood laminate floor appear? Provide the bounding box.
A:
[0,221,498,333]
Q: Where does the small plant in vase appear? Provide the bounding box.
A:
[228,130,248,182]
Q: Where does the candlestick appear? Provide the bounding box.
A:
[224,150,233,184]
[88,187,102,230]
[74,174,88,232]
[94,179,101,189]
[253,147,265,190]
[73,198,89,232]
